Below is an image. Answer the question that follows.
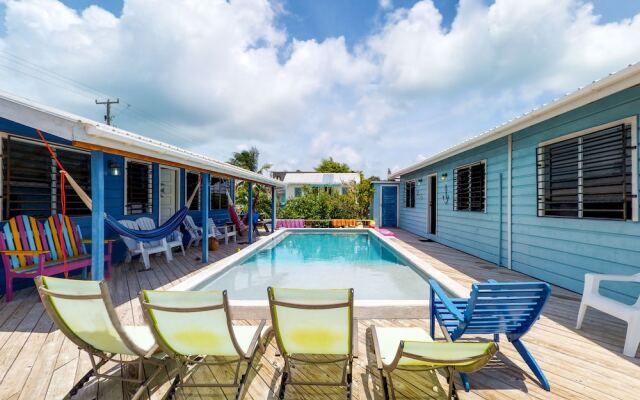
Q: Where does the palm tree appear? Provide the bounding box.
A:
[227,147,272,215]
[228,147,272,174]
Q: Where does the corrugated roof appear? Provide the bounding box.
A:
[282,172,361,185]
[0,90,284,187]
[389,62,640,179]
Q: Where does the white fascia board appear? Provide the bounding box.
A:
[389,63,640,179]
[0,91,284,187]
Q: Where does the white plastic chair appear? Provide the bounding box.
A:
[137,217,185,258]
[118,219,171,270]
[183,215,203,248]
[576,273,640,357]
[208,218,236,245]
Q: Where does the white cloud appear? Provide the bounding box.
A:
[1,0,640,178]
[379,0,393,11]
[368,0,640,98]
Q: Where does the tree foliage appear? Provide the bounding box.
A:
[278,173,376,221]
[228,146,272,174]
[314,157,352,173]
[227,146,272,215]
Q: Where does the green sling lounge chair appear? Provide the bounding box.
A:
[267,287,356,399]
[139,289,266,400]
[371,326,497,400]
[35,276,161,400]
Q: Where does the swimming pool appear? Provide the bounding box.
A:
[193,230,430,300]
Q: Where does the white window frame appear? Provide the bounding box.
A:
[453,160,487,213]
[209,175,230,210]
[537,117,638,222]
[404,179,416,209]
[124,158,153,215]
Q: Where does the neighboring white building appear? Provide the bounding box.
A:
[273,172,361,204]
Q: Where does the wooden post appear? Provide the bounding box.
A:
[201,173,209,263]
[248,182,253,244]
[271,186,276,232]
[91,150,105,280]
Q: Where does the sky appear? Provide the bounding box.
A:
[1,0,640,178]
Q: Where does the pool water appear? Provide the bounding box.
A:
[198,232,429,300]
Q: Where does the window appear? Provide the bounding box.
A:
[2,137,91,219]
[210,177,230,210]
[341,187,349,195]
[537,121,635,220]
[186,171,200,211]
[405,180,416,208]
[454,161,486,212]
[56,148,91,216]
[294,187,303,197]
[125,160,152,214]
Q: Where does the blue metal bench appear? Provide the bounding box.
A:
[429,279,552,391]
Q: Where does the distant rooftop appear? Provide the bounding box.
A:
[278,172,361,185]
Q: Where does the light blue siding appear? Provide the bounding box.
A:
[397,86,640,304]
[399,138,509,267]
[509,86,640,304]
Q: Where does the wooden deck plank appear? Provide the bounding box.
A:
[0,231,637,400]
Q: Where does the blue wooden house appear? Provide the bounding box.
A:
[0,91,284,295]
[382,64,640,304]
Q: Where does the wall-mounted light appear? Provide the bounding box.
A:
[108,161,121,176]
[440,172,448,182]
[417,178,423,185]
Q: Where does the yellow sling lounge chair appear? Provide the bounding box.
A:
[267,287,356,399]
[35,276,161,399]
[370,326,497,399]
[139,290,266,400]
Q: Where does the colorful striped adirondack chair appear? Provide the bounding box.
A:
[0,214,113,302]
[429,279,552,392]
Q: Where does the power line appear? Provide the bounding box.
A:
[0,49,201,147]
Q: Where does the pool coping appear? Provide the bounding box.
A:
[171,228,468,318]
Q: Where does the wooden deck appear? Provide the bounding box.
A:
[0,230,638,399]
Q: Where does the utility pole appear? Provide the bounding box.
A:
[95,98,119,125]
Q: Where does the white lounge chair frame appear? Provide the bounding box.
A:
[208,218,237,245]
[183,215,236,247]
[576,273,640,357]
[118,219,171,270]
[35,276,162,399]
[139,290,265,400]
[137,216,185,258]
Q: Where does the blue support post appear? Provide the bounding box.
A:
[201,173,210,263]
[248,182,253,244]
[90,151,105,281]
[271,186,276,232]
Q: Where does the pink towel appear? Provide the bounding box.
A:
[377,228,395,237]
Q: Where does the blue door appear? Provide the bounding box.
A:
[381,186,398,227]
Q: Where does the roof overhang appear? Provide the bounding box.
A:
[389,62,640,179]
[0,91,284,187]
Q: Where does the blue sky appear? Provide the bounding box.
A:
[45,0,640,41]
[1,0,640,176]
